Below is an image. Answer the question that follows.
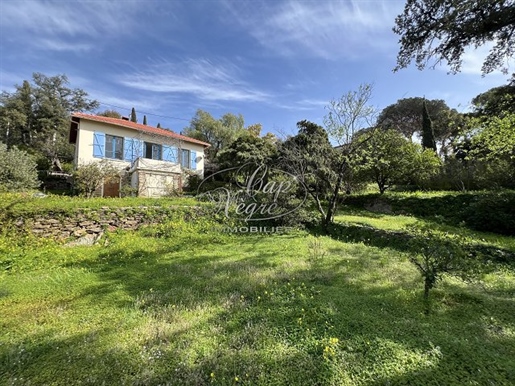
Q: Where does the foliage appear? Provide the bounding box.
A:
[73,161,120,198]
[471,77,515,118]
[322,83,378,226]
[394,0,515,74]
[353,129,435,193]
[0,73,98,164]
[377,97,462,155]
[0,142,40,191]
[421,100,436,151]
[97,109,122,118]
[183,109,246,162]
[407,229,470,311]
[130,107,137,123]
[1,204,514,385]
[343,190,515,236]
[217,131,278,170]
[464,193,515,235]
[279,120,338,223]
[469,113,515,162]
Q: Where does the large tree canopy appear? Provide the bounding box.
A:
[471,76,515,117]
[183,110,246,162]
[0,73,98,163]
[394,0,515,74]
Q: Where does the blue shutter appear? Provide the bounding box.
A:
[171,147,178,163]
[124,138,134,161]
[162,145,172,162]
[191,150,197,170]
[93,132,105,158]
[162,146,179,163]
[133,139,143,159]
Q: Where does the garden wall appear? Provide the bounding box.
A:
[8,206,203,241]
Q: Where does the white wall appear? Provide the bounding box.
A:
[76,119,206,175]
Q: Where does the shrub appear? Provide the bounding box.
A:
[407,227,486,313]
[0,143,40,191]
[73,161,120,198]
[463,193,515,235]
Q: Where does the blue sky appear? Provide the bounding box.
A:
[0,0,513,137]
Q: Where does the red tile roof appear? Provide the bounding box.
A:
[71,112,210,147]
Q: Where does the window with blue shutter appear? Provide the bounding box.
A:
[191,150,197,170]
[105,135,123,160]
[93,132,105,158]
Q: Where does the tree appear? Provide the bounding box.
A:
[246,123,262,137]
[143,115,147,125]
[394,0,515,74]
[471,76,515,118]
[354,129,421,193]
[130,107,137,123]
[377,97,458,144]
[422,100,437,151]
[98,110,122,119]
[279,121,338,221]
[157,123,161,128]
[323,83,378,225]
[0,73,98,163]
[0,142,40,191]
[217,132,278,170]
[183,109,246,162]
[469,113,515,162]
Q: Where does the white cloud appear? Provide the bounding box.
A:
[0,0,144,51]
[118,58,271,102]
[223,0,402,59]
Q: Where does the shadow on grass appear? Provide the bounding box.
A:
[2,231,515,385]
[310,222,515,266]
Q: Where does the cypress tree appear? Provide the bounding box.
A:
[130,107,137,123]
[143,115,147,125]
[157,123,161,128]
[422,100,436,151]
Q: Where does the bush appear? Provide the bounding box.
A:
[463,193,515,235]
[0,143,40,191]
[73,161,120,198]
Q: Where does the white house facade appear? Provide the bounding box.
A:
[69,113,210,197]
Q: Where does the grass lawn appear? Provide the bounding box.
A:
[1,202,514,385]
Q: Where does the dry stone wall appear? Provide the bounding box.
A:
[10,206,202,241]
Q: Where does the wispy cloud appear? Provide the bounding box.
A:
[223,0,401,59]
[117,58,271,102]
[0,0,144,52]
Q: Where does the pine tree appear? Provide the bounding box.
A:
[130,107,137,123]
[143,115,147,125]
[422,100,436,152]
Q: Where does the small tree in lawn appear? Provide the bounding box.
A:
[74,160,119,198]
[422,100,437,152]
[408,229,470,314]
[323,83,378,226]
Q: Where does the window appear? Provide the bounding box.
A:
[181,149,190,168]
[105,135,123,160]
[144,142,162,160]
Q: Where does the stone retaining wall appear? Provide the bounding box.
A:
[10,206,201,241]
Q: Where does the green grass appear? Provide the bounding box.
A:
[0,192,202,218]
[1,203,514,385]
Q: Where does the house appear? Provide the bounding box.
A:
[69,113,210,197]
